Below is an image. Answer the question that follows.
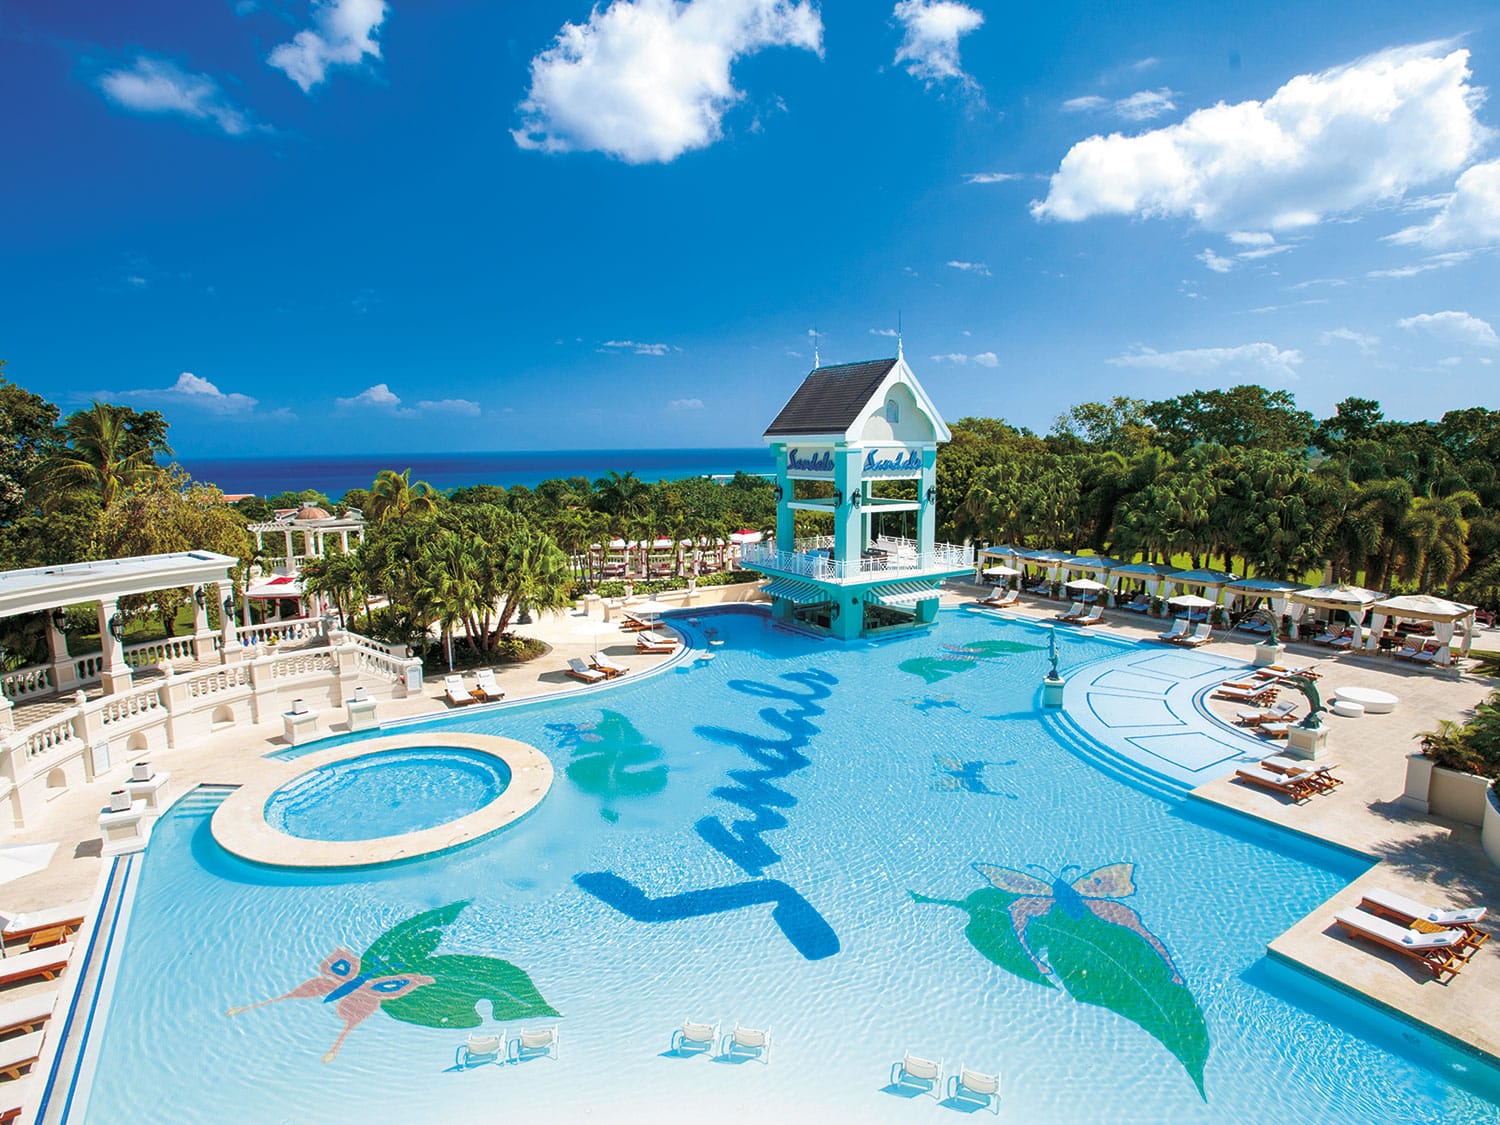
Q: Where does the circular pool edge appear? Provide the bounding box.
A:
[211,733,553,869]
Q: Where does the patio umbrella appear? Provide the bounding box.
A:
[0,842,57,888]
[1065,578,1108,591]
[631,598,674,623]
[1168,594,1215,609]
[571,618,609,659]
[982,565,1020,577]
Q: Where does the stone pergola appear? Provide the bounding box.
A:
[0,551,241,724]
[248,510,365,565]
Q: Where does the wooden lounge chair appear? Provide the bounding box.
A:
[1234,765,1318,802]
[0,1079,32,1125]
[590,653,628,678]
[1253,664,1320,681]
[0,991,56,1037]
[1260,755,1341,791]
[473,669,504,702]
[566,658,606,684]
[1073,606,1105,626]
[891,1051,943,1097]
[1358,888,1488,954]
[1,903,86,946]
[617,614,651,632]
[636,631,680,654]
[1055,601,1085,622]
[1334,907,1469,979]
[1156,619,1188,643]
[1411,644,1449,666]
[948,1064,1002,1115]
[0,943,71,988]
[1214,685,1278,705]
[442,675,478,707]
[0,1032,43,1081]
[1236,700,1298,726]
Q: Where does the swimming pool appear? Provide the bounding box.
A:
[69,609,1500,1121]
[263,747,512,842]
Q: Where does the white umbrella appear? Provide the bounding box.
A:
[1066,577,1108,591]
[1169,594,1216,609]
[0,842,57,888]
[571,618,608,658]
[983,565,1020,577]
[631,599,674,621]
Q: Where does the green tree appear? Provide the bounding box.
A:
[367,468,438,524]
[37,402,170,513]
[0,363,61,526]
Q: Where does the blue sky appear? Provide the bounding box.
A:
[4,0,1500,456]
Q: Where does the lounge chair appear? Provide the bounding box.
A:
[1236,700,1298,726]
[442,675,478,707]
[1257,722,1293,740]
[1393,641,1423,661]
[455,1032,503,1068]
[1214,685,1278,705]
[890,1051,943,1098]
[473,669,504,702]
[670,1019,719,1055]
[976,588,1018,608]
[0,1032,43,1081]
[508,1026,560,1061]
[1175,623,1213,647]
[618,614,651,632]
[721,1024,771,1064]
[566,658,606,684]
[0,902,86,945]
[1358,888,1488,954]
[1157,619,1188,643]
[1234,765,1319,802]
[590,653,628,678]
[1328,631,1357,650]
[0,943,72,988]
[1073,606,1104,626]
[0,991,56,1037]
[1411,644,1450,666]
[1253,664,1320,681]
[0,1079,32,1125]
[1260,755,1342,791]
[1333,907,1469,978]
[1123,596,1151,613]
[948,1064,1002,1115]
[636,631,680,654]
[1055,601,1085,622]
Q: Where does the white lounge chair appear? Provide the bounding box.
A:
[1072,606,1103,626]
[566,658,606,684]
[591,654,628,678]
[1176,623,1212,647]
[1055,601,1084,621]
[0,943,72,988]
[1260,756,1341,791]
[1236,700,1297,726]
[1234,765,1319,802]
[1157,619,1188,643]
[890,1051,943,1098]
[1334,907,1470,978]
[1358,888,1488,954]
[443,675,478,707]
[455,1032,503,1068]
[473,669,504,702]
[0,1078,32,1125]
[670,1019,719,1055]
[0,991,56,1037]
[0,902,87,944]
[948,1064,1002,1115]
[636,630,680,654]
[508,1026,560,1061]
[0,1031,43,1081]
[721,1024,770,1064]
[977,588,1017,608]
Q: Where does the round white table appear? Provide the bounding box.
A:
[1332,686,1398,714]
[1330,700,1365,718]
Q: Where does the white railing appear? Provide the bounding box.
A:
[73,654,103,683]
[96,682,166,729]
[123,636,198,669]
[1,664,53,703]
[185,664,252,701]
[349,643,409,681]
[236,617,328,648]
[20,715,77,762]
[740,540,973,582]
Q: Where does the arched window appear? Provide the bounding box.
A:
[885,399,900,424]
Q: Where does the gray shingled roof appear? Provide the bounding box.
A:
[763,358,897,437]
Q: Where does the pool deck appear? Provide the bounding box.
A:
[4,588,1500,1091]
[966,584,1500,1065]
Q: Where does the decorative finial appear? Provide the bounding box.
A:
[897,310,904,361]
[813,327,820,369]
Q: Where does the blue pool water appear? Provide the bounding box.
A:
[263,748,511,842]
[73,609,1500,1122]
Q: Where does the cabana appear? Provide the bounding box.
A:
[1223,577,1308,629]
[1108,562,1179,609]
[1288,583,1384,641]
[1365,594,1477,665]
[1018,549,1073,591]
[1166,568,1238,607]
[1059,555,1122,601]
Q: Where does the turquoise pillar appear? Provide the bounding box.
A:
[772,444,794,554]
[832,446,863,572]
[831,590,864,640]
[916,447,937,558]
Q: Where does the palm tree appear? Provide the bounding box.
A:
[37,402,167,512]
[367,468,438,524]
[1396,490,1479,590]
[592,470,651,520]
[302,552,364,628]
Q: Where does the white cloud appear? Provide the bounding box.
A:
[930,353,971,364]
[1366,250,1472,278]
[946,259,991,276]
[101,372,260,414]
[1065,88,1178,121]
[97,56,252,135]
[415,398,482,416]
[600,339,675,356]
[930,351,997,366]
[1319,327,1380,354]
[668,397,705,410]
[973,351,999,367]
[893,0,984,89]
[870,328,899,336]
[513,0,822,164]
[335,383,479,416]
[1237,243,1291,260]
[1107,342,1304,381]
[1228,230,1275,247]
[268,0,388,92]
[1197,248,1235,273]
[1391,158,1500,248]
[336,383,402,410]
[1035,45,1489,232]
[1398,310,1500,349]
[964,171,1026,184]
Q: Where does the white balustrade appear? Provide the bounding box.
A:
[236,618,327,648]
[1,664,53,703]
[22,717,76,761]
[122,636,197,669]
[740,539,973,582]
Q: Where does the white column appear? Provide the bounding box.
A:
[340,530,349,553]
[96,597,132,696]
[191,586,217,661]
[45,614,79,692]
[284,528,294,565]
[217,582,244,663]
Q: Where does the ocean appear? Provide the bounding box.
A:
[176,448,773,499]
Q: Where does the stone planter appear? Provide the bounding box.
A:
[1252,641,1285,668]
[1403,754,1493,827]
[1285,723,1328,761]
[1484,786,1500,871]
[1400,753,1434,814]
